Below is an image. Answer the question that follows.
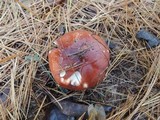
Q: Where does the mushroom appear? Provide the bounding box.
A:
[48,30,110,90]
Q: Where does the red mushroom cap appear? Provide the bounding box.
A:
[48,30,110,90]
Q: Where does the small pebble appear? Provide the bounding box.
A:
[47,107,75,120]
[0,87,10,103]
[58,24,66,35]
[136,29,160,48]
[105,40,117,49]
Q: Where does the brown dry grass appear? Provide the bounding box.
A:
[0,0,160,120]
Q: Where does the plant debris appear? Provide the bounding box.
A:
[0,0,160,119]
[46,100,112,120]
[88,104,106,120]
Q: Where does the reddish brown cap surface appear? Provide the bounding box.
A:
[48,30,110,90]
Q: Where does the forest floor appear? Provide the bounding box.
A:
[0,0,160,120]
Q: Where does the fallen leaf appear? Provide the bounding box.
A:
[25,54,40,62]
[88,104,106,120]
